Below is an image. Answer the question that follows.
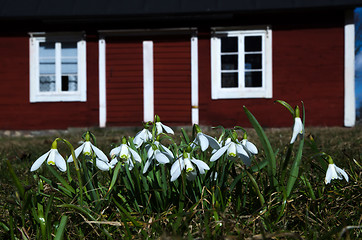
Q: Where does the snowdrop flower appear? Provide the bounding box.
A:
[143,141,173,174]
[133,128,152,148]
[170,150,210,182]
[210,137,250,166]
[155,115,174,135]
[325,156,349,184]
[30,140,66,172]
[192,124,220,151]
[241,132,258,156]
[290,106,304,144]
[110,137,142,170]
[67,132,111,171]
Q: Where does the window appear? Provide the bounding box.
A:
[29,33,87,102]
[211,28,272,99]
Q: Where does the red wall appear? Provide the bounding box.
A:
[154,39,191,125]
[106,39,144,126]
[0,35,99,130]
[198,26,344,128]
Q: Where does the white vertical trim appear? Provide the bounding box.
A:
[78,40,87,101]
[99,38,107,127]
[29,38,38,102]
[265,27,273,98]
[55,42,62,92]
[191,36,199,125]
[143,41,154,122]
[344,10,356,127]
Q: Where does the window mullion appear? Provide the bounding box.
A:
[239,35,244,89]
[55,42,62,93]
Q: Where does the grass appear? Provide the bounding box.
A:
[0,125,361,239]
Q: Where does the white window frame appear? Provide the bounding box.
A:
[29,32,87,102]
[211,28,272,99]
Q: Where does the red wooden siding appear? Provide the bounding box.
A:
[106,39,143,126]
[0,36,99,130]
[153,39,191,125]
[198,26,344,128]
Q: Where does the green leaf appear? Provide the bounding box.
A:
[54,215,68,240]
[46,164,75,194]
[275,100,295,116]
[107,161,122,194]
[286,134,304,197]
[243,106,278,190]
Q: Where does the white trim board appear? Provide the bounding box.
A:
[143,41,154,122]
[99,38,107,127]
[344,10,356,127]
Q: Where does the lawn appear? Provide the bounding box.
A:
[0,122,361,239]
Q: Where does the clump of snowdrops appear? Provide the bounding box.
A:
[3,100,355,239]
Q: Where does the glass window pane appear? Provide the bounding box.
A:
[62,75,78,91]
[221,73,238,88]
[61,42,78,91]
[245,71,262,87]
[221,55,238,70]
[245,54,262,69]
[39,42,55,58]
[221,37,238,52]
[39,76,55,92]
[245,36,262,52]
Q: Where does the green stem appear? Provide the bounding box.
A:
[58,138,84,206]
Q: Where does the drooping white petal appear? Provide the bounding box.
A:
[170,158,184,181]
[160,123,174,134]
[30,150,50,172]
[96,159,111,171]
[110,158,118,168]
[54,150,67,172]
[143,159,152,174]
[159,144,174,159]
[335,165,349,182]
[204,134,221,150]
[109,146,121,158]
[155,122,163,134]
[90,143,109,162]
[171,164,182,182]
[155,151,170,164]
[147,147,155,159]
[68,143,85,162]
[190,158,210,174]
[242,139,258,155]
[236,144,248,157]
[129,147,142,162]
[210,144,229,162]
[198,133,209,151]
[290,117,304,144]
[325,163,348,184]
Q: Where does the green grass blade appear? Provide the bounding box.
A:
[275,100,295,116]
[54,215,68,240]
[243,106,278,190]
[286,137,304,197]
[6,160,25,199]
[107,162,122,194]
[46,165,75,194]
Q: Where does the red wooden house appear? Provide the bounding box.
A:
[0,0,360,130]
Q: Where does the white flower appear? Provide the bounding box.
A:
[110,143,141,170]
[31,148,66,172]
[290,117,304,144]
[241,139,258,155]
[67,140,111,171]
[68,141,108,163]
[143,141,173,174]
[210,138,250,166]
[155,122,174,135]
[325,163,349,184]
[193,132,220,152]
[170,152,209,182]
[133,129,152,148]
